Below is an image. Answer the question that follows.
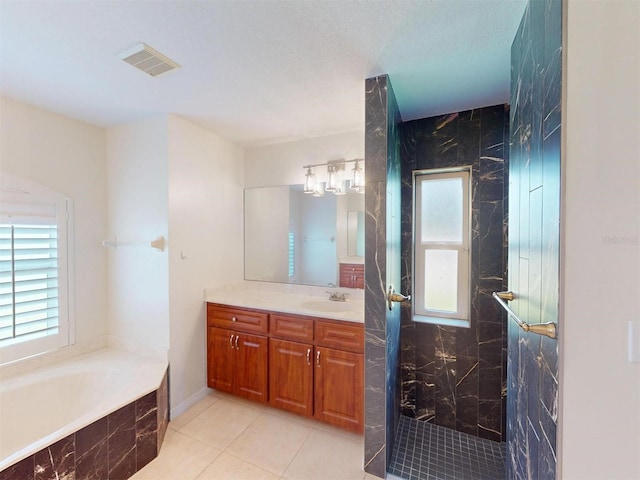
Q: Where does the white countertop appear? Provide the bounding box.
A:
[204,281,364,323]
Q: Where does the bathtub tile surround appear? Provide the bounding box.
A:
[0,352,169,480]
[0,371,168,480]
[398,105,510,442]
[507,0,561,477]
[363,74,403,478]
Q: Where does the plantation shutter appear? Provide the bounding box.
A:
[0,202,60,344]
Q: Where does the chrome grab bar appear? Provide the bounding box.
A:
[492,291,557,339]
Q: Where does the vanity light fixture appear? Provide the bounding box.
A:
[302,158,364,196]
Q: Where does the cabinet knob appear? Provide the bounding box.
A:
[232,316,237,322]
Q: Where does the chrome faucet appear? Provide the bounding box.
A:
[327,291,349,302]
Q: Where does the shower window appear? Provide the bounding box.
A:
[413,168,471,327]
[0,172,74,364]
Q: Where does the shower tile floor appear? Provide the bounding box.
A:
[388,416,507,480]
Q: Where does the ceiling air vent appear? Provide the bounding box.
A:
[118,42,180,77]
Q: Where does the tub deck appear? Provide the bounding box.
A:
[0,348,169,479]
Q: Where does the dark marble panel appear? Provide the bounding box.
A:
[538,430,557,480]
[0,455,33,480]
[364,77,389,184]
[478,201,504,277]
[364,181,387,332]
[363,73,403,478]
[108,403,137,480]
[399,104,508,441]
[34,435,74,480]
[543,0,562,139]
[136,391,159,471]
[76,417,108,480]
[507,0,561,476]
[478,322,503,402]
[478,399,502,442]
[455,355,479,435]
[156,368,170,450]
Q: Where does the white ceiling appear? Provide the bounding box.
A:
[0,0,527,147]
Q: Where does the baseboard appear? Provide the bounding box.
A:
[170,385,213,420]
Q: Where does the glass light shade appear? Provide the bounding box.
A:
[325,165,337,192]
[350,160,364,190]
[312,182,325,197]
[333,180,347,195]
[303,168,316,194]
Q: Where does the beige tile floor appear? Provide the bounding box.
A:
[132,390,381,480]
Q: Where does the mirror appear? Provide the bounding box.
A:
[244,185,364,287]
[347,211,365,257]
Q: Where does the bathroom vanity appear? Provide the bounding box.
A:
[206,293,364,434]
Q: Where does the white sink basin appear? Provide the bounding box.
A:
[300,300,355,313]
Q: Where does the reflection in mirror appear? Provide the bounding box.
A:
[347,211,365,257]
[244,185,364,287]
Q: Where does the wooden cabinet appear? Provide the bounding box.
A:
[314,346,364,432]
[269,338,313,417]
[339,263,364,289]
[206,303,364,433]
[207,305,268,404]
[314,319,364,433]
[268,313,314,417]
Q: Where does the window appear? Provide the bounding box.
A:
[0,173,73,364]
[413,168,471,327]
[288,231,295,278]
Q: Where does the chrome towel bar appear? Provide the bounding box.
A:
[492,291,557,339]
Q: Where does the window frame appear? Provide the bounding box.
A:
[412,167,472,328]
[0,172,74,365]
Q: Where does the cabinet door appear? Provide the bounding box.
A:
[235,332,269,403]
[339,264,364,289]
[269,338,313,417]
[208,327,235,394]
[314,346,364,433]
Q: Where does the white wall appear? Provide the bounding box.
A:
[244,131,363,187]
[0,96,108,353]
[106,117,170,357]
[167,115,244,412]
[561,1,640,478]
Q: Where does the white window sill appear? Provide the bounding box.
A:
[412,314,470,328]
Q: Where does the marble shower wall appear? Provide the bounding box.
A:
[507,0,561,478]
[399,105,509,442]
[363,74,402,478]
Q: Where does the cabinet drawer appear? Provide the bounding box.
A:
[340,263,364,275]
[315,320,364,353]
[270,314,314,342]
[207,303,268,334]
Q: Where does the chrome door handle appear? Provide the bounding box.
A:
[316,350,321,367]
[235,335,240,350]
[306,348,311,365]
[229,334,235,348]
[387,285,411,310]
